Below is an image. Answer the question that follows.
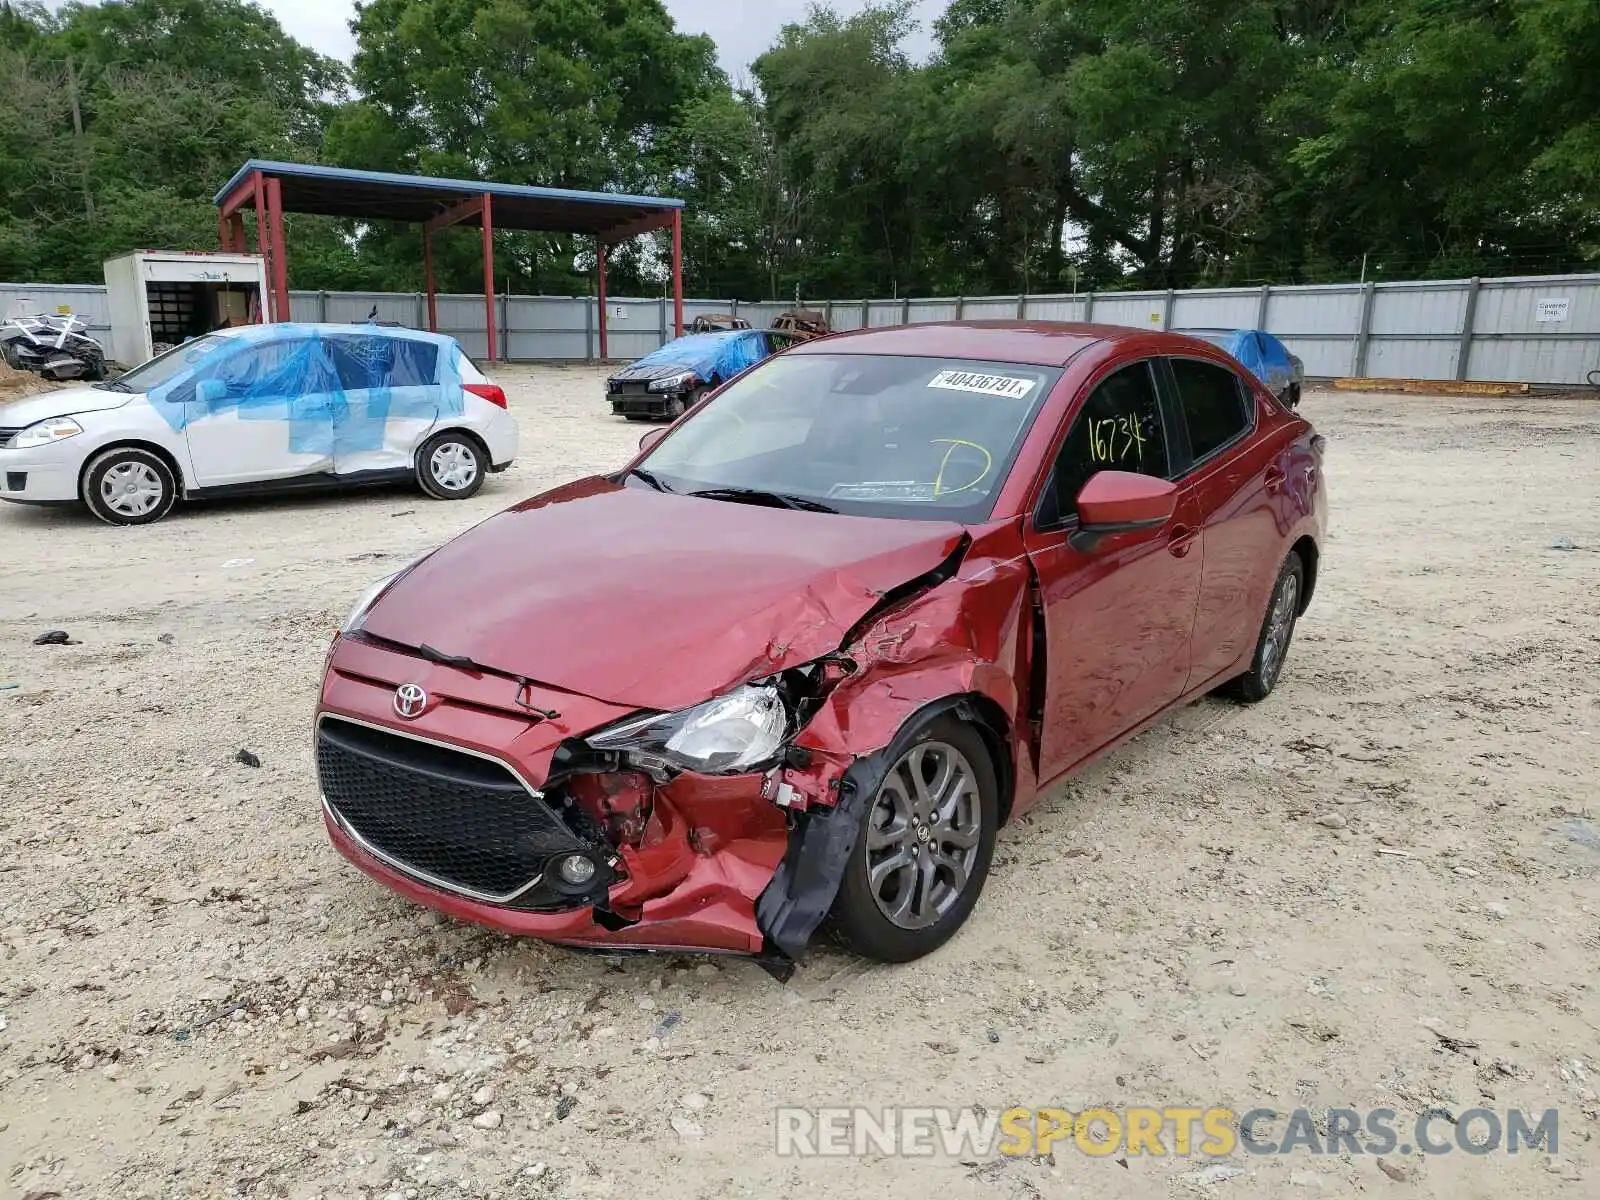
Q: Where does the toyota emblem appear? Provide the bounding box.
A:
[393,683,428,719]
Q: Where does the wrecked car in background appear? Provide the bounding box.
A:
[318,323,1327,973]
[604,327,800,420]
[772,308,830,340]
[689,313,752,333]
[1198,329,1305,408]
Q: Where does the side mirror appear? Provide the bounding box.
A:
[1070,471,1177,554]
[194,378,227,407]
[638,427,667,453]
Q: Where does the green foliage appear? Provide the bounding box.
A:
[0,0,1592,299]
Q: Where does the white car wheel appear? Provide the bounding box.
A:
[82,448,178,526]
[416,432,486,500]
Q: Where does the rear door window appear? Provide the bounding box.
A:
[1168,357,1252,462]
[326,336,439,390]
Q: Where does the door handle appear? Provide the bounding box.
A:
[1264,465,1287,493]
[1168,523,1198,558]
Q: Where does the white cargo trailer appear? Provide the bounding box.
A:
[102,251,269,367]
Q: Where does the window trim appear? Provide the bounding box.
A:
[1160,354,1258,474]
[1029,357,1179,534]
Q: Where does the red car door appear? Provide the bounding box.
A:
[1160,355,1282,688]
[1022,358,1205,781]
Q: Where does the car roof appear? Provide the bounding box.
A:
[788,320,1196,367]
[211,322,457,347]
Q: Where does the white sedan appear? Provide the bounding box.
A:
[0,323,518,525]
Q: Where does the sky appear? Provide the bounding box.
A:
[248,0,948,76]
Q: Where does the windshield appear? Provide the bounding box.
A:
[638,353,1059,520]
[99,332,235,393]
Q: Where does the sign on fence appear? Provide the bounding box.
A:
[1534,297,1570,323]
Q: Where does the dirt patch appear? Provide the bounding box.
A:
[1,376,1597,1198]
[0,357,61,398]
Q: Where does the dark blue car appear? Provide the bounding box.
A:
[1199,330,1306,407]
[606,328,801,420]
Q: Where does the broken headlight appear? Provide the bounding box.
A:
[586,683,790,775]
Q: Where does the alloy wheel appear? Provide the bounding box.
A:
[864,740,983,930]
[1259,572,1300,687]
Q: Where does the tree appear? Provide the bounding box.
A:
[0,0,345,282]
[330,0,725,295]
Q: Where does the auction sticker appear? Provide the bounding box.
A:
[928,370,1036,400]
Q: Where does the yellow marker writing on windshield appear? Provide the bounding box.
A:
[932,439,993,497]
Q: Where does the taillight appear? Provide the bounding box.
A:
[464,382,508,409]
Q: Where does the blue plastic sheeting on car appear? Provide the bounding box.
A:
[635,330,767,382]
[144,324,464,458]
[1211,329,1295,395]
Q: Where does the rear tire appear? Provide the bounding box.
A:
[81,447,177,526]
[416,431,486,500]
[1220,553,1305,703]
[828,713,999,962]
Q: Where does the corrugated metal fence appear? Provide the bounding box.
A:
[3,273,1596,384]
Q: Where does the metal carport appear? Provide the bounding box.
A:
[213,160,686,361]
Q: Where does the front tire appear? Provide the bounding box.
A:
[81,447,177,526]
[1221,553,1305,703]
[416,431,486,500]
[828,714,999,962]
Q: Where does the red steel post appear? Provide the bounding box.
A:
[423,231,438,332]
[266,176,289,321]
[671,208,684,337]
[597,239,609,361]
[481,192,497,361]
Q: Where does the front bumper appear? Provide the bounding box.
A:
[317,636,791,955]
[0,439,84,503]
[325,797,781,954]
[608,393,681,419]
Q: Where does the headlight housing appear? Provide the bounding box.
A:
[340,550,433,633]
[587,683,791,775]
[12,417,83,448]
[647,370,699,394]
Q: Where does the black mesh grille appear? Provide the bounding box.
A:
[609,384,671,417]
[317,717,593,901]
[0,428,20,449]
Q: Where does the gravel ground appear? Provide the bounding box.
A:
[2,368,1598,1200]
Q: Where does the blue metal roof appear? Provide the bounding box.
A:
[215,160,684,239]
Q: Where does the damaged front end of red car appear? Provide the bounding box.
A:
[318,519,1035,979]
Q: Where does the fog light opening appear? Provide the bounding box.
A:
[557,854,597,886]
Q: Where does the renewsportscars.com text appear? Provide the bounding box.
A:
[773,1106,1559,1159]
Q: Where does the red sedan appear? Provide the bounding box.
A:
[316,323,1326,973]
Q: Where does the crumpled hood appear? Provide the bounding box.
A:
[360,477,967,712]
[0,386,132,428]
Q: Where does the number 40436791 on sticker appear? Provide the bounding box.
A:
[928,370,1037,400]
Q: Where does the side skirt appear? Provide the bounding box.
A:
[185,468,414,501]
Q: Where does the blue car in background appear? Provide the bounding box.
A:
[1198,330,1305,408]
[606,327,803,421]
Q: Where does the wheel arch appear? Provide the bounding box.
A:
[77,439,189,498]
[1290,534,1319,613]
[415,425,490,468]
